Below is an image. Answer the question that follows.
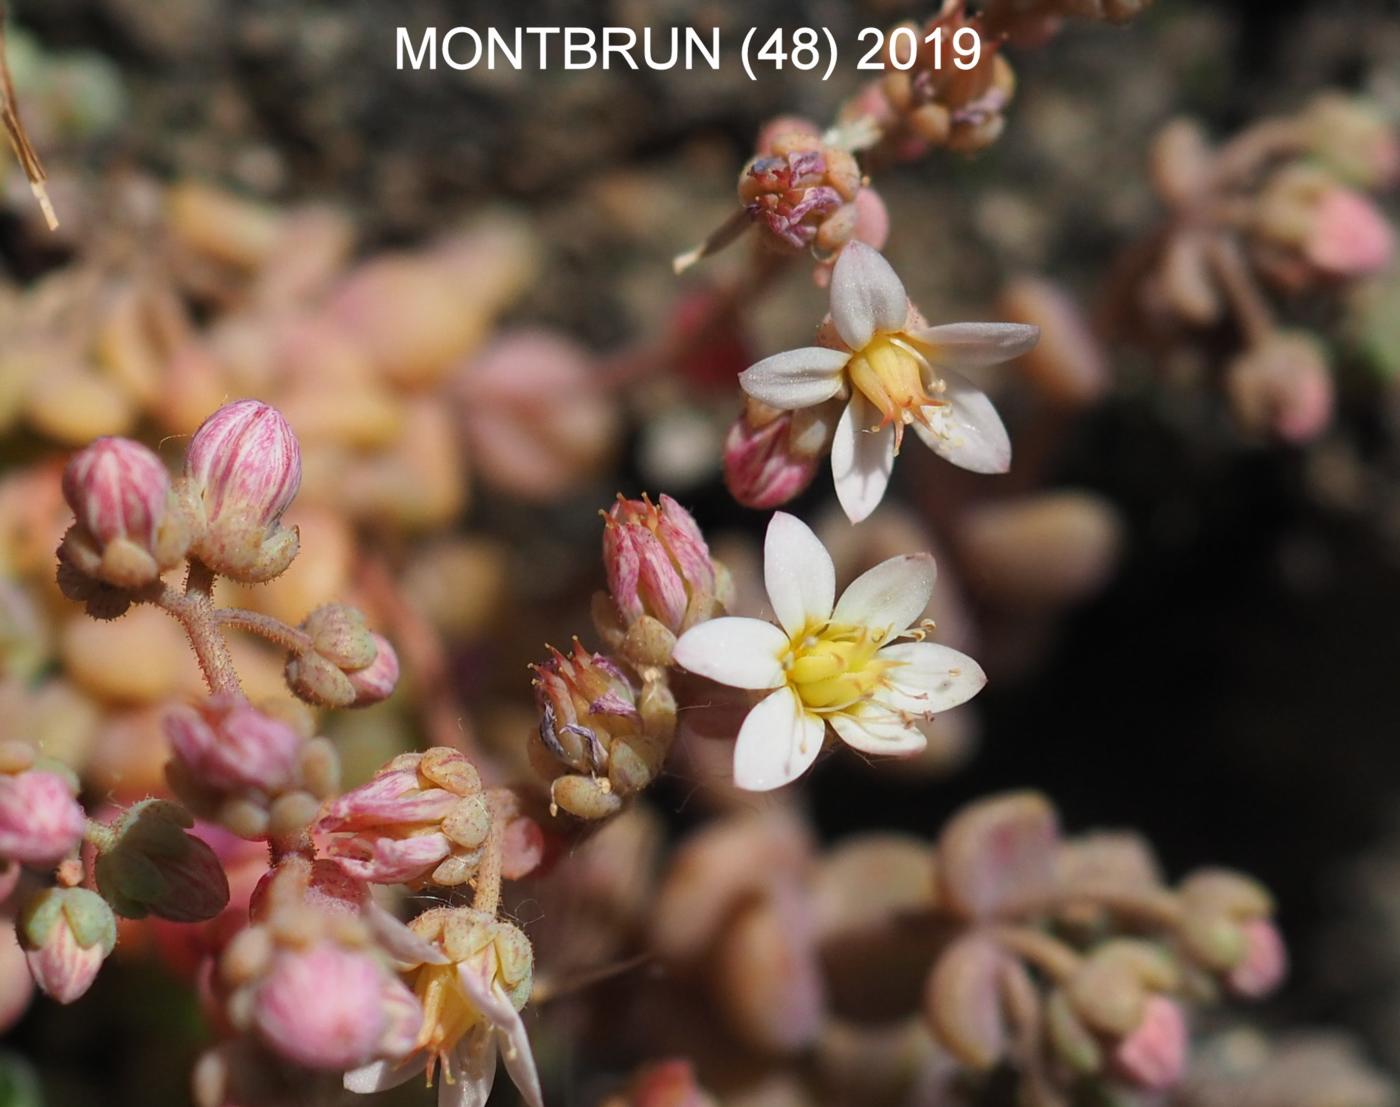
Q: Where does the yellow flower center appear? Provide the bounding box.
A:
[845,334,946,454]
[783,620,898,713]
[412,960,487,1085]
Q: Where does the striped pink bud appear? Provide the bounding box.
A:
[165,695,301,797]
[183,400,302,582]
[0,769,85,867]
[603,494,716,635]
[59,437,189,588]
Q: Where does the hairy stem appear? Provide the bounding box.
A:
[213,608,314,654]
[471,792,510,916]
[155,561,242,697]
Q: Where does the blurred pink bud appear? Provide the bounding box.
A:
[59,437,189,589]
[622,1059,717,1107]
[456,329,619,503]
[1226,332,1334,445]
[62,436,170,550]
[253,941,421,1070]
[603,494,716,634]
[669,288,754,392]
[346,633,399,707]
[723,408,823,510]
[1227,919,1288,998]
[756,116,823,155]
[165,694,301,796]
[1305,187,1395,277]
[0,769,85,867]
[936,792,1060,920]
[184,400,302,582]
[18,886,116,1004]
[1112,996,1188,1091]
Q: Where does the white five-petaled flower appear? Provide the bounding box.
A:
[738,242,1040,523]
[672,512,987,791]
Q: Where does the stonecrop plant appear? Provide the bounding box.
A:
[2,0,1398,1105]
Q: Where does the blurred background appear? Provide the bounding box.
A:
[1,0,1399,1104]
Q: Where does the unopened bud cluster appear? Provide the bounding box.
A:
[1136,96,1396,442]
[739,124,863,255]
[285,604,400,709]
[530,640,678,819]
[638,792,1285,1103]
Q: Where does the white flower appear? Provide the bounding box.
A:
[738,242,1040,523]
[345,908,542,1107]
[672,512,986,791]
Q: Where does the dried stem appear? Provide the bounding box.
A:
[0,2,57,231]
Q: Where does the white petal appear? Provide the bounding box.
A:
[439,1032,497,1107]
[366,901,450,968]
[497,1014,545,1107]
[908,322,1041,368]
[455,969,545,1107]
[911,370,1011,474]
[830,242,909,350]
[733,686,826,791]
[673,617,788,689]
[763,511,835,635]
[831,396,895,524]
[832,553,935,639]
[876,641,987,715]
[344,1054,424,1094]
[739,347,850,410]
[829,710,928,756]
[457,963,520,1027]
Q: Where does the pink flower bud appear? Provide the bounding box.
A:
[252,941,418,1070]
[1226,919,1288,998]
[63,437,168,548]
[18,886,116,1004]
[1305,187,1395,278]
[60,437,188,588]
[315,748,490,887]
[184,400,302,582]
[723,408,823,510]
[1112,996,1187,1091]
[165,695,301,796]
[346,633,399,707]
[603,494,716,634]
[0,769,85,867]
